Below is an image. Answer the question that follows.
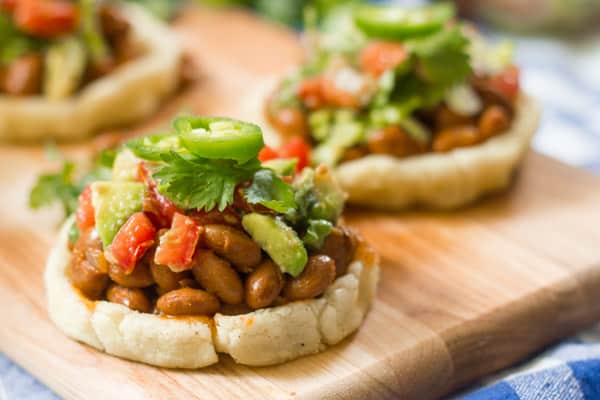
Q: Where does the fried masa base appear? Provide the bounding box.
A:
[336,95,541,210]
[243,82,540,211]
[45,218,380,368]
[0,5,182,142]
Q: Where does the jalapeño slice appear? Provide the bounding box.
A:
[354,3,455,40]
[174,116,264,163]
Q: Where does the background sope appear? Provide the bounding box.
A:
[1,0,600,399]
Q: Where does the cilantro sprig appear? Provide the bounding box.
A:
[368,22,472,122]
[245,169,296,214]
[29,147,116,217]
[29,161,80,216]
[152,152,260,212]
[127,116,296,214]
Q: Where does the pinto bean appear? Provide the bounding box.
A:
[73,229,107,273]
[298,76,326,109]
[85,57,118,82]
[435,105,474,131]
[108,258,154,288]
[245,260,283,309]
[177,278,200,289]
[321,73,362,109]
[478,105,510,140]
[283,255,336,301]
[470,74,515,113]
[203,224,262,272]
[68,230,109,299]
[432,125,480,153]
[84,240,107,273]
[192,249,243,305]
[99,5,129,46]
[190,209,240,227]
[265,103,309,138]
[156,288,220,316]
[150,260,190,292]
[219,303,253,316]
[68,258,110,300]
[3,54,42,96]
[319,227,357,277]
[0,65,6,93]
[106,284,152,313]
[341,146,369,163]
[367,125,426,158]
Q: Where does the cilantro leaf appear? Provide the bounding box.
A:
[367,26,471,128]
[0,14,45,65]
[245,169,296,214]
[302,219,333,250]
[29,148,117,218]
[153,152,260,212]
[29,161,80,216]
[409,26,471,89]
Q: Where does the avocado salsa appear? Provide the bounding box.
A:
[67,116,360,317]
[0,0,139,98]
[264,3,521,167]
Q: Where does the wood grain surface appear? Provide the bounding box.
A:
[1,6,600,400]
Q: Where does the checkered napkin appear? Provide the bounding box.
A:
[2,17,600,400]
[456,32,600,400]
[459,325,600,400]
[516,35,600,173]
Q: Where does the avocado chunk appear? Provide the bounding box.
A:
[262,158,298,176]
[111,149,140,182]
[310,166,346,222]
[43,37,86,100]
[91,182,144,247]
[242,213,308,277]
[311,111,365,167]
[293,167,346,223]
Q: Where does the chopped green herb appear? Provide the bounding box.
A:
[29,161,80,216]
[408,26,471,89]
[79,0,109,62]
[153,152,260,212]
[0,13,45,65]
[245,169,296,214]
[302,219,332,249]
[28,148,117,218]
[67,219,81,244]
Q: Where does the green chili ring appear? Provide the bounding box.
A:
[174,116,264,163]
[126,134,186,162]
[354,3,455,40]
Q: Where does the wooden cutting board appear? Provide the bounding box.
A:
[1,6,600,400]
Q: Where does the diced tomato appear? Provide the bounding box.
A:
[298,73,361,109]
[264,103,309,138]
[137,162,181,228]
[488,65,520,102]
[14,0,78,38]
[320,75,361,109]
[110,212,156,273]
[297,76,326,109]
[76,185,95,232]
[1,0,16,13]
[154,212,202,272]
[360,41,408,77]
[279,137,311,172]
[258,146,279,163]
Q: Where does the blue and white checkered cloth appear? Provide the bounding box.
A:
[459,325,600,399]
[454,32,600,399]
[2,28,600,400]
